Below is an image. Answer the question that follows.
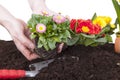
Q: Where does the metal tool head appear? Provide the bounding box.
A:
[26,57,67,77]
[29,59,54,71]
[26,71,39,77]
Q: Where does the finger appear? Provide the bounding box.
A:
[25,28,31,38]
[57,43,64,53]
[18,33,35,50]
[13,38,39,60]
[24,28,35,45]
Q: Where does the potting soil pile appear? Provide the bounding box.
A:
[0,40,120,80]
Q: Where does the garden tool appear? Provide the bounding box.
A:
[0,58,54,79]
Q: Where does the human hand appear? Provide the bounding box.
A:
[28,0,57,16]
[34,8,57,16]
[4,19,39,60]
[0,5,39,60]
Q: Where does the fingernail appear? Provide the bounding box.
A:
[29,44,35,50]
[33,53,41,58]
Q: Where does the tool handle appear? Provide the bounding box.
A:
[0,69,25,79]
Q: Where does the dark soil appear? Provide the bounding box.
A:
[1,40,120,80]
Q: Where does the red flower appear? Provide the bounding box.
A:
[75,19,101,34]
[76,19,93,34]
[70,18,101,35]
[70,19,77,30]
[93,24,101,34]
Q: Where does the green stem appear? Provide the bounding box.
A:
[112,0,120,31]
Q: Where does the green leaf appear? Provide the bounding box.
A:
[40,19,48,25]
[27,19,36,29]
[62,38,67,43]
[43,44,49,51]
[105,34,113,42]
[94,38,107,43]
[32,14,41,24]
[97,26,110,36]
[30,33,36,39]
[32,14,40,20]
[81,33,95,38]
[37,39,43,48]
[53,23,57,30]
[115,18,118,26]
[39,36,45,42]
[53,37,61,42]
[38,36,50,51]
[64,30,71,38]
[91,13,97,21]
[48,40,56,50]
[67,35,79,46]
[59,34,64,39]
[84,39,95,46]
[112,0,120,29]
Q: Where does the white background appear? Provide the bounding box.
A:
[0,0,117,42]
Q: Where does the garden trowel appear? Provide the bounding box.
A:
[0,58,54,79]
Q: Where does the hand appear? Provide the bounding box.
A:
[4,19,39,60]
[57,43,65,53]
[34,8,57,16]
[28,0,57,16]
[0,5,39,60]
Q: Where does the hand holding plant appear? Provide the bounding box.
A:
[27,12,71,58]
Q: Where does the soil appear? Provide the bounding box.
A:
[1,40,120,80]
